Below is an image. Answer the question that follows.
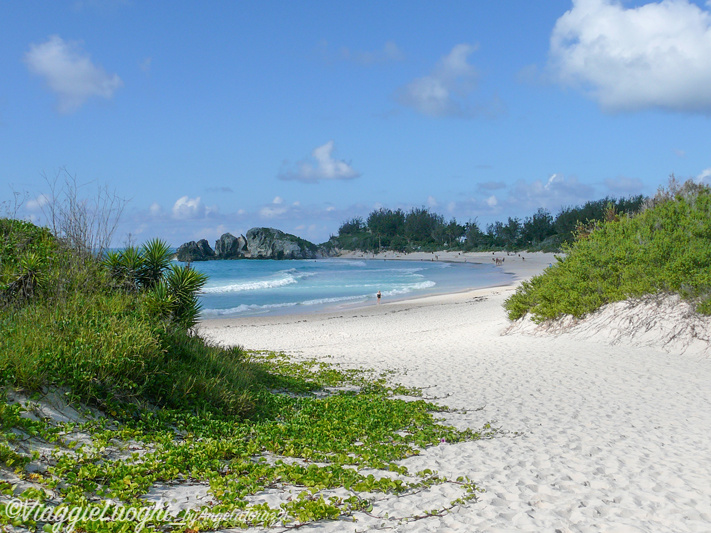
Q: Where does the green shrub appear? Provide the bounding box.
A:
[0,220,248,416]
[505,182,711,322]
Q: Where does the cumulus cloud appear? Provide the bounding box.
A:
[398,44,491,118]
[149,202,162,216]
[258,196,288,218]
[172,196,210,220]
[549,0,711,113]
[24,35,123,113]
[697,167,711,184]
[278,141,360,183]
[25,194,50,211]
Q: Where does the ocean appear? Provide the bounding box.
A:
[191,258,511,318]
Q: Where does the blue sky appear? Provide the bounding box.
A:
[2,0,711,246]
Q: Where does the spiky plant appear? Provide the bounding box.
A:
[118,246,143,292]
[139,238,173,290]
[102,250,125,284]
[144,280,176,322]
[164,265,208,328]
[6,252,45,300]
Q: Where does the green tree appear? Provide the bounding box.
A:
[404,207,444,244]
[338,217,366,236]
[522,208,554,245]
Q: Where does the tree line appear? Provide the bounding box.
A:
[330,195,645,253]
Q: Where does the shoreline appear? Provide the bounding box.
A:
[198,251,556,339]
[197,251,711,531]
[350,248,556,277]
[198,251,558,324]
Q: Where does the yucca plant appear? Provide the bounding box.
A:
[139,238,172,289]
[144,280,176,322]
[6,252,45,300]
[101,241,206,329]
[102,250,125,283]
[118,246,143,292]
[164,265,208,328]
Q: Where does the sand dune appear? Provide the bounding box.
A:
[198,252,711,532]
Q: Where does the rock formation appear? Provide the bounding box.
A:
[175,228,335,261]
[244,227,317,259]
[214,232,247,259]
[175,239,215,262]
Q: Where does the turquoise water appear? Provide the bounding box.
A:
[190,258,511,318]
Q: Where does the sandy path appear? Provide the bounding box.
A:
[198,253,711,532]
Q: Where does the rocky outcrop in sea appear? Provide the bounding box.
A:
[175,228,337,261]
[174,239,216,262]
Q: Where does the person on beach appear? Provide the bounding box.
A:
[376,290,382,304]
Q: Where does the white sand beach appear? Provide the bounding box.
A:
[198,252,711,532]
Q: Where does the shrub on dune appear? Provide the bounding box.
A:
[505,179,711,322]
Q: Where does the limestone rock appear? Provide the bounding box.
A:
[176,228,326,261]
[215,232,247,259]
[175,239,215,262]
[244,227,318,259]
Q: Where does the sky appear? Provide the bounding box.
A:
[2,0,711,247]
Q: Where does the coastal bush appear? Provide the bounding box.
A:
[0,219,246,414]
[505,180,711,321]
[0,219,56,304]
[103,240,207,328]
[0,285,254,415]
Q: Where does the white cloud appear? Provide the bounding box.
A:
[149,202,162,216]
[397,44,483,117]
[172,196,208,220]
[697,167,711,184]
[259,206,288,218]
[427,195,438,207]
[486,195,498,207]
[24,35,123,113]
[26,194,50,211]
[549,0,711,113]
[272,196,284,204]
[278,141,360,183]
